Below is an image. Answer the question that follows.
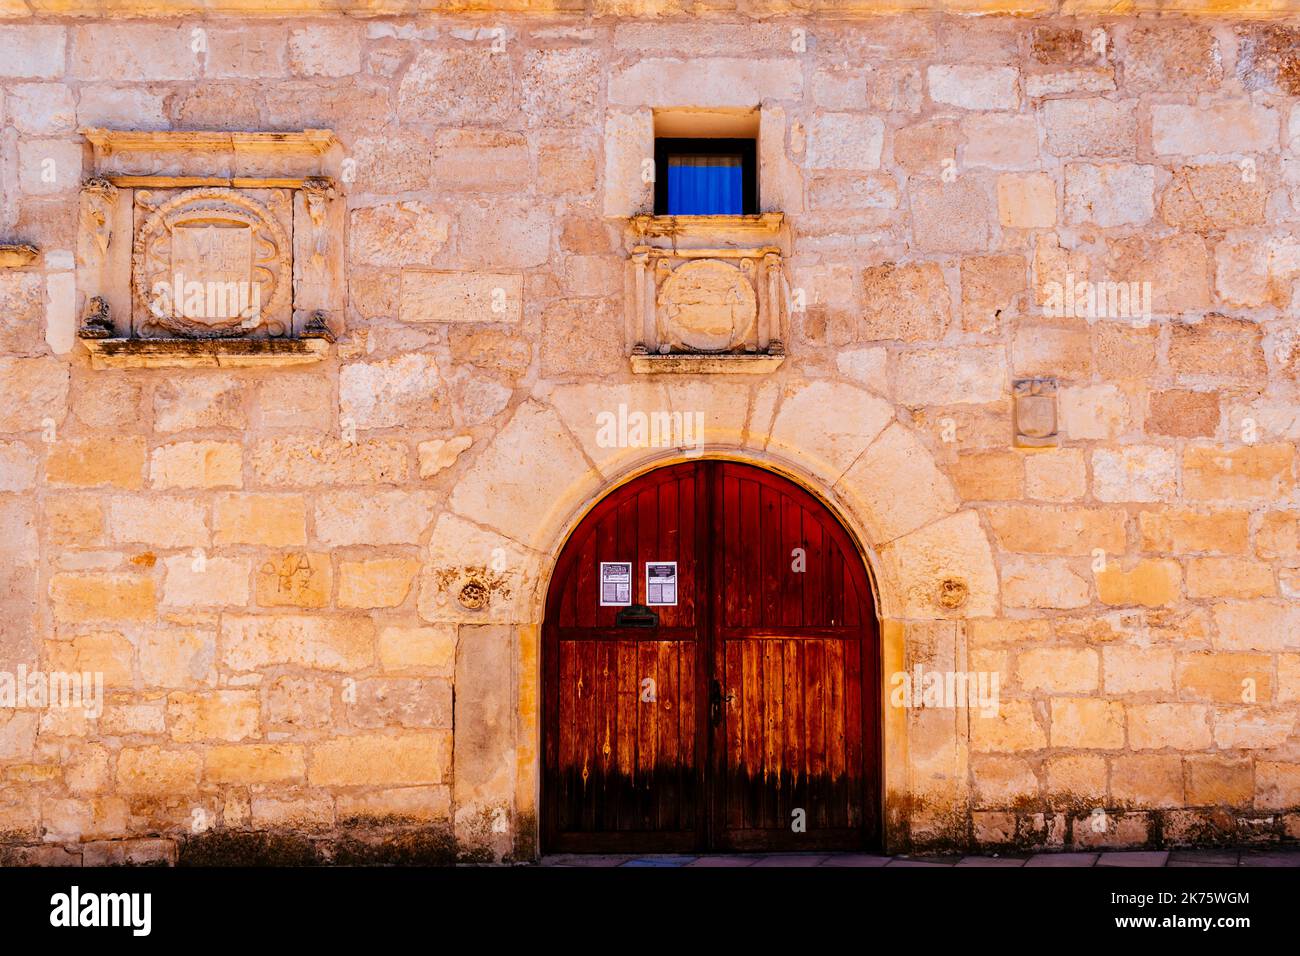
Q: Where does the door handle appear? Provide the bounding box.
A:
[709,680,734,727]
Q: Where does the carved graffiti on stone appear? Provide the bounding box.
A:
[131,187,292,338]
[656,258,758,352]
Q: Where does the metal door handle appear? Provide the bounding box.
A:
[709,680,734,727]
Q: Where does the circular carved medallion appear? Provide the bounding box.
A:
[657,258,757,352]
[132,187,291,338]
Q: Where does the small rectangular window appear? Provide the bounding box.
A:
[654,138,757,216]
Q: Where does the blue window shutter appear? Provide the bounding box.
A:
[667,156,743,215]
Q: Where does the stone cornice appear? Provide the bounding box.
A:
[0,0,1296,19]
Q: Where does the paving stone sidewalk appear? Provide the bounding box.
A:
[541,848,1300,867]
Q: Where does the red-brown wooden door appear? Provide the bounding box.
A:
[542,461,879,853]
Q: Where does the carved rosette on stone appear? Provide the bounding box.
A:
[131,187,292,338]
[625,213,789,374]
[656,258,758,352]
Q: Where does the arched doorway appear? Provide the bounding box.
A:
[541,459,881,853]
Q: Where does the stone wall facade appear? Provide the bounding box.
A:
[1,3,1299,863]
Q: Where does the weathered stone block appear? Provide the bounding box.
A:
[205,745,306,785]
[313,491,438,547]
[806,113,884,170]
[149,441,242,490]
[859,261,951,342]
[1091,446,1177,503]
[309,733,450,786]
[1018,648,1098,694]
[162,555,250,608]
[46,437,145,490]
[116,746,200,795]
[50,573,155,624]
[927,64,1019,110]
[1050,698,1125,749]
[1151,103,1279,156]
[0,26,66,79]
[1127,703,1212,750]
[152,375,245,433]
[909,178,993,252]
[1064,163,1154,227]
[399,272,522,324]
[337,557,420,609]
[986,505,1125,556]
[339,354,443,431]
[1096,559,1182,608]
[288,25,361,78]
[220,614,374,672]
[378,625,457,673]
[349,202,450,268]
[894,345,1003,405]
[214,494,307,547]
[167,690,260,743]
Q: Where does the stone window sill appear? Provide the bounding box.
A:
[630,212,784,244]
[630,348,785,375]
[80,336,331,370]
[0,243,38,268]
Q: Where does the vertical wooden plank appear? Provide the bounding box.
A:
[760,485,782,628]
[577,641,596,832]
[575,522,596,629]
[825,638,846,828]
[637,484,657,613]
[677,472,697,627]
[590,512,617,628]
[781,495,803,628]
[742,638,762,831]
[783,638,803,836]
[655,640,678,830]
[614,639,636,830]
[616,497,638,610]
[739,476,760,629]
[558,641,575,832]
[636,639,657,829]
[803,509,826,627]
[592,640,611,832]
[844,636,864,829]
[805,638,828,830]
[680,639,698,830]
[763,638,781,830]
[829,550,845,626]
[656,479,679,630]
[724,638,744,830]
[843,557,862,627]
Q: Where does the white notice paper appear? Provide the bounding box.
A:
[600,562,632,606]
[646,561,678,606]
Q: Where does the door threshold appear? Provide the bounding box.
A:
[540,851,894,868]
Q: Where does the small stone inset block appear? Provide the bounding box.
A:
[1013,378,1058,448]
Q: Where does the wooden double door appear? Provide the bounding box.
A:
[542,461,880,853]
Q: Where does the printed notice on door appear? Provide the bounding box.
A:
[600,562,632,606]
[646,561,678,606]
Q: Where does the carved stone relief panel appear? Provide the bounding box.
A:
[74,129,341,368]
[130,187,293,338]
[624,213,789,374]
[656,258,758,352]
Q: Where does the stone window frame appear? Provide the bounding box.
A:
[606,105,799,375]
[75,128,343,369]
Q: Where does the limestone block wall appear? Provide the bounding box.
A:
[0,5,1298,862]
